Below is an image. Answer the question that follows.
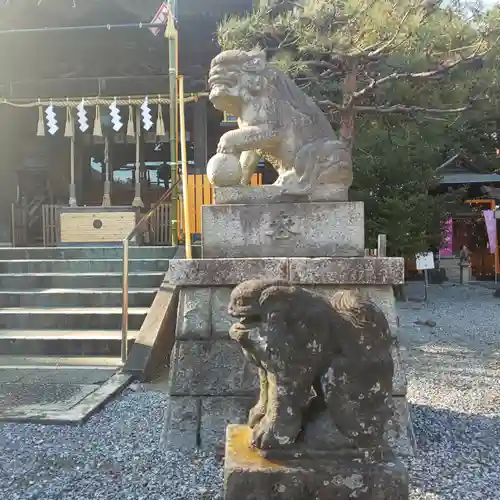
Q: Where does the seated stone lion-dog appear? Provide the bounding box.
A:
[228,279,394,451]
[208,49,352,195]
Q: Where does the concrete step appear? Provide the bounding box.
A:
[0,288,156,308]
[0,259,169,274]
[0,259,170,274]
[0,272,164,290]
[0,307,148,330]
[0,355,122,369]
[0,246,178,260]
[0,330,138,356]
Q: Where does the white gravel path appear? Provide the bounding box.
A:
[1,282,499,499]
[0,390,223,500]
[399,282,500,500]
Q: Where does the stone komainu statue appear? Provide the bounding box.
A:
[228,279,394,451]
[208,49,353,195]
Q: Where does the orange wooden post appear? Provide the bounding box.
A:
[177,195,182,243]
[181,173,265,239]
[203,175,213,206]
[195,174,204,234]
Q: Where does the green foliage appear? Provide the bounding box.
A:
[353,116,464,256]
[217,0,500,257]
[218,0,496,111]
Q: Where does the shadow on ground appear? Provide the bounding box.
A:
[407,403,500,499]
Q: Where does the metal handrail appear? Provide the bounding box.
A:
[121,180,181,364]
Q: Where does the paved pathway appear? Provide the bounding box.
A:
[0,366,130,424]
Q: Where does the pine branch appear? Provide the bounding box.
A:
[363,0,444,58]
[359,103,471,114]
[304,60,344,70]
[352,50,487,100]
[360,6,416,56]
[320,100,471,115]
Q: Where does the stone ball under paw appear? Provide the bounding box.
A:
[207,153,242,187]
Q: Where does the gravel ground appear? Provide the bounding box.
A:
[0,390,223,500]
[400,282,500,500]
[1,282,499,499]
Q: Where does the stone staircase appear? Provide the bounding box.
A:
[0,246,176,368]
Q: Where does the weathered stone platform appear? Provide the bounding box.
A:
[162,257,414,456]
[224,425,409,500]
[214,185,349,204]
[202,202,364,258]
[166,257,404,286]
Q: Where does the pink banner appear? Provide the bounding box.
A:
[440,217,453,256]
[483,210,497,254]
[150,2,169,35]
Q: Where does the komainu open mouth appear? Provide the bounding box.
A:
[209,79,234,88]
[230,315,261,334]
[238,314,261,325]
[208,74,236,89]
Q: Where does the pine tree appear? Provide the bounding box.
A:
[217,0,500,256]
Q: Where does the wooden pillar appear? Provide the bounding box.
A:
[194,98,208,173]
[179,76,192,259]
[132,107,144,208]
[102,136,111,207]
[75,137,84,205]
[0,106,20,244]
[168,0,179,245]
[68,113,77,207]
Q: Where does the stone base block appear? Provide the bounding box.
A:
[168,339,259,396]
[162,396,254,452]
[166,257,404,287]
[224,425,409,500]
[163,281,414,456]
[202,202,364,258]
[387,396,415,457]
[214,185,348,204]
[163,395,414,457]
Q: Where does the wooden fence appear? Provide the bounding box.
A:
[42,204,58,247]
[177,173,263,241]
[151,202,172,246]
[30,173,263,247]
[11,203,28,247]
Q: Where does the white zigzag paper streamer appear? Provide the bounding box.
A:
[45,105,59,135]
[109,100,123,132]
[141,97,153,131]
[77,99,89,133]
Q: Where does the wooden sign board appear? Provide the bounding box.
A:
[58,207,138,245]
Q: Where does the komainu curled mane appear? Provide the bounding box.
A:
[208,49,352,195]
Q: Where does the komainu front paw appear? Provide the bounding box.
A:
[216,143,233,154]
[248,403,266,428]
[251,416,301,450]
[216,136,238,155]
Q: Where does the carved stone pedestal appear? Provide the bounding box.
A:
[162,257,414,457]
[202,201,364,258]
[162,194,414,458]
[213,185,349,204]
[224,426,409,500]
